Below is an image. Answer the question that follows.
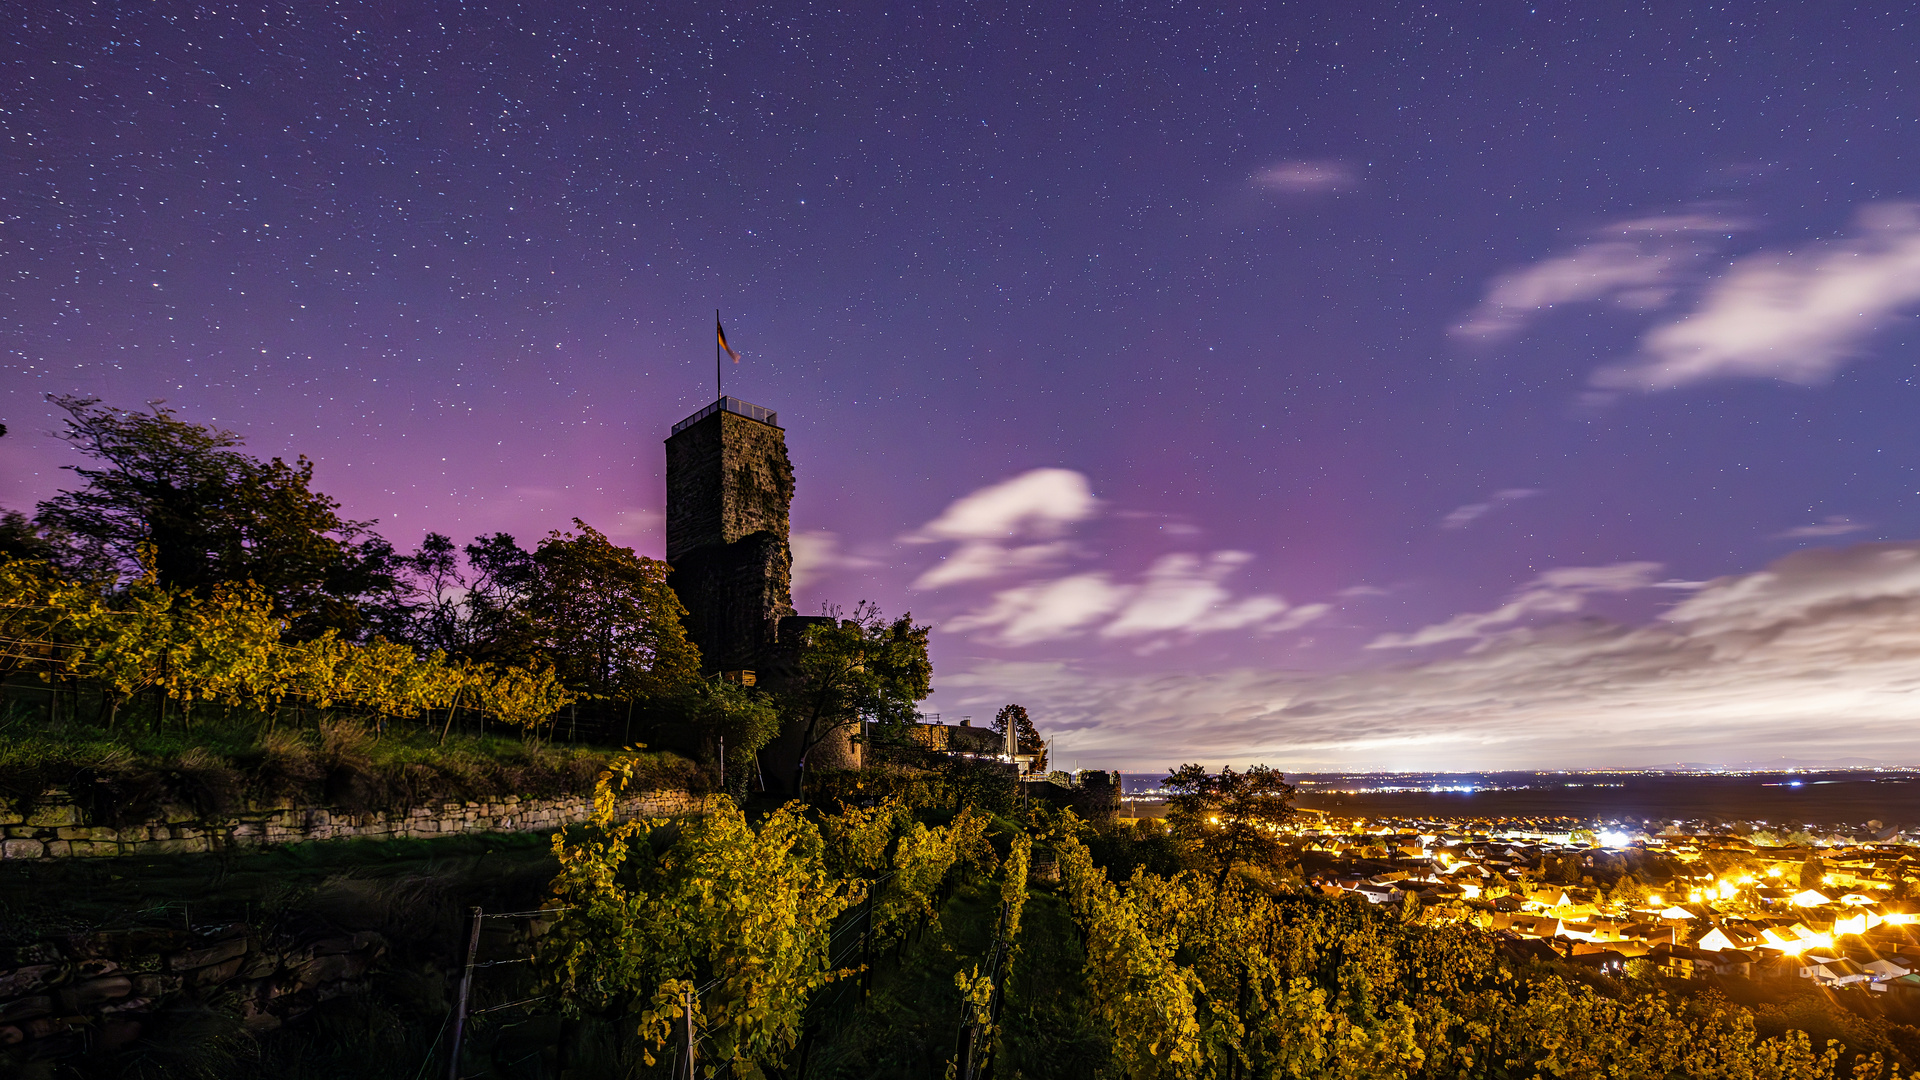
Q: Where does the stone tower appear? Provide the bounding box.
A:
[664,397,796,673]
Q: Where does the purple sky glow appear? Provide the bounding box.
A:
[7,3,1920,770]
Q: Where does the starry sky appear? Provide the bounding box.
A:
[8,2,1920,771]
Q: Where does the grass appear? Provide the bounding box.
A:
[0,701,706,825]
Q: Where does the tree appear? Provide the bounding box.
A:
[1801,853,1829,891]
[1610,874,1651,908]
[381,523,700,701]
[1161,763,1297,885]
[33,396,403,637]
[777,602,931,789]
[376,530,540,665]
[523,521,702,701]
[677,680,781,796]
[991,703,1047,769]
[0,508,55,563]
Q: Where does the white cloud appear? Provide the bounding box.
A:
[1661,542,1920,634]
[946,573,1130,646]
[790,530,881,589]
[913,470,1326,647]
[1272,603,1333,632]
[912,540,1073,590]
[948,551,1326,647]
[1439,488,1540,530]
[1368,561,1663,649]
[1452,210,1753,343]
[1251,160,1355,193]
[904,468,1097,589]
[1595,203,1920,391]
[1453,242,1692,342]
[938,540,1920,771]
[904,468,1096,543]
[1104,552,1278,637]
[1439,503,1493,530]
[1775,516,1869,540]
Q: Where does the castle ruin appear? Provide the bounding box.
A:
[663,396,797,673]
[663,395,855,787]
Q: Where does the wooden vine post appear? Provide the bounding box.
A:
[447,906,483,1080]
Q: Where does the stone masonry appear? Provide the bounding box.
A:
[0,788,701,862]
[0,922,395,1055]
[664,399,796,673]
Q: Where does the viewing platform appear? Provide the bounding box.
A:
[671,396,780,434]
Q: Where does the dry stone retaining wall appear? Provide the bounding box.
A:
[0,789,701,861]
[0,923,393,1058]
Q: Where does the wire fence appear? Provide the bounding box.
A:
[426,860,1003,1078]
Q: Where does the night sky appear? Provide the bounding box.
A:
[8,2,1920,771]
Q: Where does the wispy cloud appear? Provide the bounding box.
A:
[904,468,1096,589]
[1775,516,1870,540]
[913,540,1072,590]
[904,467,1096,544]
[790,530,881,589]
[1594,203,1920,391]
[946,573,1131,646]
[1367,561,1666,649]
[1251,159,1355,194]
[941,541,1920,771]
[1439,488,1540,530]
[1104,552,1289,638]
[1452,212,1745,343]
[947,551,1325,648]
[1604,213,1752,237]
[1453,242,1692,342]
[913,470,1326,648]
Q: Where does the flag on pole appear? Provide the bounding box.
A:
[717,318,741,363]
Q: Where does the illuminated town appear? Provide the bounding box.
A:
[1253,808,1920,992]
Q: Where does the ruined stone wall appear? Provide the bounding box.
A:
[0,789,701,862]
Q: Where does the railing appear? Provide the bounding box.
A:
[670,396,780,434]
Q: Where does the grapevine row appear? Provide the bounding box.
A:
[1,556,569,730]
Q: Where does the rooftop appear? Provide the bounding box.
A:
[671,396,780,435]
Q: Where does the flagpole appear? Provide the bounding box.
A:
[715,308,721,402]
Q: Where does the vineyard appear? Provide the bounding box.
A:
[500,760,1920,1080]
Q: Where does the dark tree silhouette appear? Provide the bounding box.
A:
[1162,762,1298,884]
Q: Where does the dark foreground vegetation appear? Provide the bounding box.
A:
[12,759,1920,1077]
